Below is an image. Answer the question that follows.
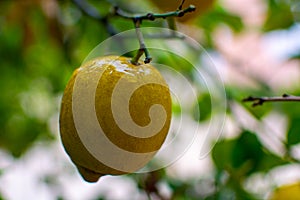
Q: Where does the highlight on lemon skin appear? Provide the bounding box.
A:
[59,55,172,182]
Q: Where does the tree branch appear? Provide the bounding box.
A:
[73,0,195,31]
[73,0,195,64]
[113,5,196,21]
[243,94,300,107]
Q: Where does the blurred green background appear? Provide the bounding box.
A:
[0,0,300,199]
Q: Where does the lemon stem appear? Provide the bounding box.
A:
[131,19,152,65]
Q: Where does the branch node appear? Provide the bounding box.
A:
[189,5,196,11]
[178,11,185,17]
[282,93,290,97]
[112,6,118,15]
[146,13,155,21]
[144,57,152,64]
[242,96,254,102]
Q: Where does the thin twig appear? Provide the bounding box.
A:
[73,0,185,40]
[242,94,300,107]
[113,5,196,21]
[178,0,186,10]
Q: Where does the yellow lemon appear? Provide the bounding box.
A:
[150,0,215,22]
[59,56,172,182]
[269,182,300,200]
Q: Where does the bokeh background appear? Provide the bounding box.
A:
[1,0,300,199]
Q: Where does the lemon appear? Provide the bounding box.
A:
[269,182,300,200]
[150,0,215,22]
[59,56,172,182]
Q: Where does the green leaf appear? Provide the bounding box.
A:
[193,92,211,122]
[153,49,195,79]
[289,53,300,60]
[257,153,288,172]
[263,0,295,31]
[287,116,300,146]
[172,101,182,116]
[281,101,300,118]
[279,98,300,146]
[242,101,273,119]
[0,115,48,157]
[197,6,244,32]
[212,130,287,175]
[212,138,236,171]
[231,131,263,173]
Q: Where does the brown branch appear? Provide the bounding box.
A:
[242,94,300,107]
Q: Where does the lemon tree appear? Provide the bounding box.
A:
[1,0,300,199]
